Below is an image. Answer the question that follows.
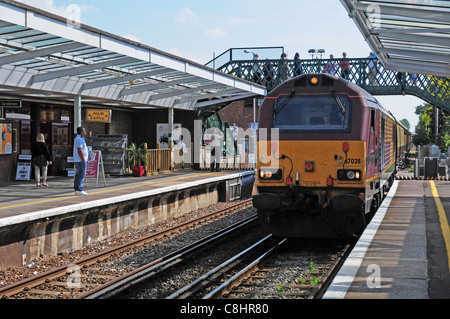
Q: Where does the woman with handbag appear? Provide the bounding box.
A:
[31,133,52,187]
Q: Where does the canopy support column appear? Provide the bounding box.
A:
[74,95,82,134]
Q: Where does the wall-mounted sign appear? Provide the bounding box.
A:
[86,109,112,123]
[0,123,12,155]
[0,100,22,108]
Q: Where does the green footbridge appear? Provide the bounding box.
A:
[201,47,450,118]
[201,47,450,155]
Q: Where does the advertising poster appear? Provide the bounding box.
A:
[157,123,182,149]
[86,151,100,179]
[0,123,13,155]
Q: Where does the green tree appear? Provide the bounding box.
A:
[400,119,410,130]
[413,103,450,150]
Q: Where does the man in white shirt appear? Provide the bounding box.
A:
[73,127,89,196]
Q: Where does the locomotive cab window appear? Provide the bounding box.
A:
[273,94,352,132]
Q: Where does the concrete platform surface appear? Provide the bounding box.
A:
[324,180,450,299]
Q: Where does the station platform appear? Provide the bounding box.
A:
[0,170,254,225]
[324,180,450,299]
[0,170,255,270]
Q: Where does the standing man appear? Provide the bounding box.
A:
[340,52,350,79]
[73,127,89,196]
[208,128,224,172]
[367,52,378,85]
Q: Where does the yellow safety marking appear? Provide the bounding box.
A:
[430,181,450,275]
[0,173,214,211]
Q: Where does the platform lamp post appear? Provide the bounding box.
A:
[244,49,257,58]
[318,49,326,59]
[308,49,316,59]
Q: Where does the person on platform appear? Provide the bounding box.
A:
[73,127,89,196]
[209,128,224,172]
[31,133,52,187]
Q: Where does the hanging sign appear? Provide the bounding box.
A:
[0,100,22,108]
[86,109,112,123]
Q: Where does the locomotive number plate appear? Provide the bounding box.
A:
[345,158,362,165]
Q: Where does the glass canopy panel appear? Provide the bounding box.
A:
[341,0,450,77]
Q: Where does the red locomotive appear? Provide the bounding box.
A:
[253,74,412,238]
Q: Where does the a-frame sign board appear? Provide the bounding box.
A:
[85,150,106,188]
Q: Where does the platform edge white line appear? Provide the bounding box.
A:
[322,180,400,299]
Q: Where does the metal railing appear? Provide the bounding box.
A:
[215,57,450,112]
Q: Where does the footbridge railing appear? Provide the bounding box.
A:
[215,57,450,113]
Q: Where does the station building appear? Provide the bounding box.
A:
[0,0,265,182]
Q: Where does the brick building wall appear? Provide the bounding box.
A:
[219,98,260,130]
[132,109,199,149]
[83,109,134,144]
[0,121,20,182]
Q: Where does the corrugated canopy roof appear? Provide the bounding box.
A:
[0,0,265,111]
[340,0,450,77]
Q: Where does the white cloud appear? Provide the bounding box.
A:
[174,8,198,23]
[203,27,229,38]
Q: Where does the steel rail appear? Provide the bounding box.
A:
[203,238,288,299]
[203,240,351,300]
[166,234,276,299]
[0,199,253,299]
[79,215,258,299]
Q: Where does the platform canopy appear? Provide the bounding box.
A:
[340,0,450,78]
[0,0,266,111]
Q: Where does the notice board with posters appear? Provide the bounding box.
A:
[0,123,13,155]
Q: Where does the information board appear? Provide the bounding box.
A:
[0,123,13,155]
[16,162,32,181]
[85,151,106,188]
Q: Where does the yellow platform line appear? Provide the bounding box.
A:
[0,173,214,211]
[430,181,450,276]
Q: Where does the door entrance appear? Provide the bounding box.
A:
[40,122,71,176]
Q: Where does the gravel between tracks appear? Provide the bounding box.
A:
[0,200,256,289]
[114,211,268,299]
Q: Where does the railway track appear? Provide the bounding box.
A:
[205,239,350,299]
[166,238,351,300]
[0,199,254,299]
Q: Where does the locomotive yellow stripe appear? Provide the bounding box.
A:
[258,140,366,187]
[366,162,396,183]
[430,181,450,274]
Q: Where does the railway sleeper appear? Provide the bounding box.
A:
[228,288,311,297]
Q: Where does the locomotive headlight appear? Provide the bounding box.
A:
[265,171,273,179]
[310,77,319,86]
[337,169,362,181]
[259,168,283,181]
[347,171,356,180]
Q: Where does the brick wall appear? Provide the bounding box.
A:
[0,121,20,182]
[83,109,133,144]
[132,109,199,149]
[219,98,259,130]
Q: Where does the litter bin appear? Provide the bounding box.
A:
[424,157,438,179]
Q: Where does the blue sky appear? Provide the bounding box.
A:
[16,0,424,132]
